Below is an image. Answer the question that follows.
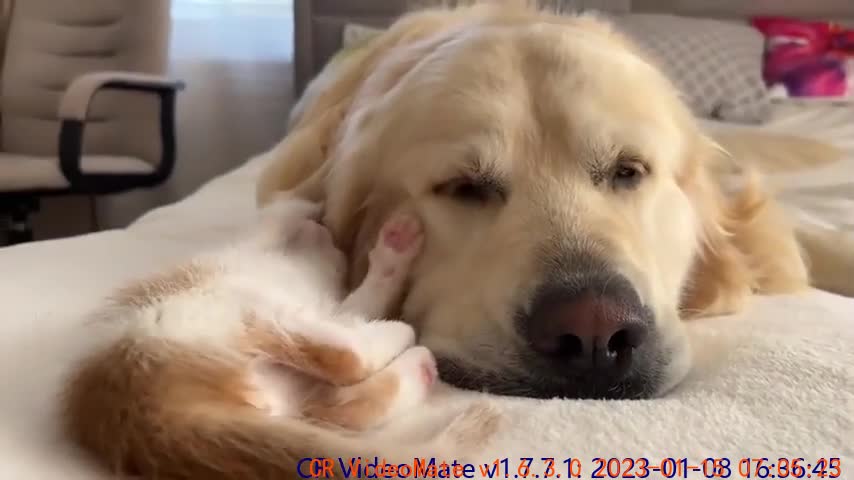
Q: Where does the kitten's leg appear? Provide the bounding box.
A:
[242,212,423,390]
[328,212,424,373]
[242,320,371,387]
[338,212,423,319]
[241,314,415,387]
[302,346,438,430]
[247,194,327,252]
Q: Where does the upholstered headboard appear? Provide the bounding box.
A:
[631,0,854,21]
[293,0,403,95]
[292,0,854,95]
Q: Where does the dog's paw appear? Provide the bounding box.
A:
[368,213,423,279]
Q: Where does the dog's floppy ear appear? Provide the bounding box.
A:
[265,11,482,288]
[255,7,474,207]
[678,137,809,318]
[321,24,475,287]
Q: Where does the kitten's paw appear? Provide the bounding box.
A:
[384,346,438,415]
[243,388,273,414]
[356,320,417,371]
[380,212,422,254]
[244,360,291,417]
[255,195,327,251]
[262,194,323,224]
[368,213,423,279]
[286,218,335,252]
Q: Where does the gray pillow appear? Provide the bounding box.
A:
[611,14,771,124]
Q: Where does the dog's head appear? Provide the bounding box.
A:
[258,4,803,399]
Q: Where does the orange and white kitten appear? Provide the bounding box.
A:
[61,196,497,480]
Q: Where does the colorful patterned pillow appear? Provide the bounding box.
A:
[752,17,854,101]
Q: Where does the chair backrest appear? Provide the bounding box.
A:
[0,0,171,165]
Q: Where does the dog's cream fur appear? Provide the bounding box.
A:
[256,2,810,398]
[61,197,498,479]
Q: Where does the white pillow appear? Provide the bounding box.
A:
[342,23,384,50]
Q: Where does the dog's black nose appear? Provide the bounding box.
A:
[526,274,650,377]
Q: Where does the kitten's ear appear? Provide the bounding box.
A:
[678,136,809,318]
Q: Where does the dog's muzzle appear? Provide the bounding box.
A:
[436,255,667,400]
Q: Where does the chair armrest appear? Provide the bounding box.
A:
[59,71,185,121]
[57,71,186,193]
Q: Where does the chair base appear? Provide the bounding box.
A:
[1,197,39,246]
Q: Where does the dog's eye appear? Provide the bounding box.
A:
[611,161,647,190]
[434,177,504,204]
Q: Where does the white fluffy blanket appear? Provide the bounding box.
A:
[0,137,851,479]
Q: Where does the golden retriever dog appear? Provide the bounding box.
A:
[257,2,810,400]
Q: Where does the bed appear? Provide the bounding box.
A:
[1,1,852,478]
